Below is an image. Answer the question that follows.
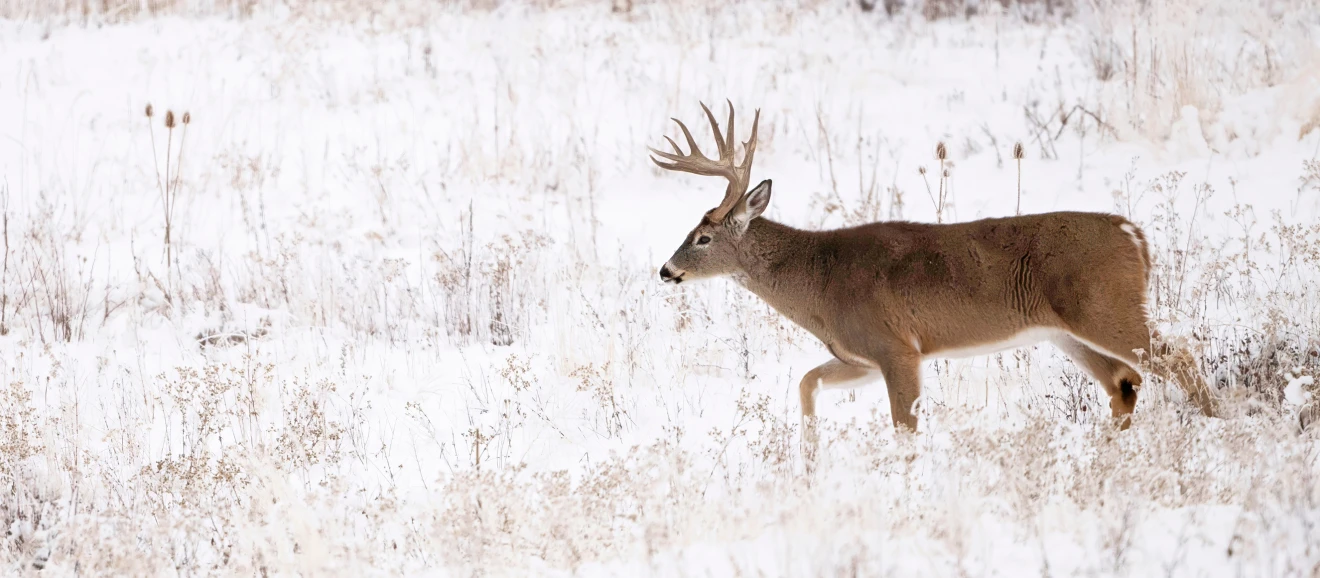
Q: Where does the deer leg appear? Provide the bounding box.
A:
[799,359,879,453]
[1053,336,1143,429]
[1063,306,1216,419]
[874,351,922,432]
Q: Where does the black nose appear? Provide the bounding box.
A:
[659,265,673,280]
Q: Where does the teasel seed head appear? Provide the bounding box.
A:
[1013,142,1025,160]
[165,110,176,128]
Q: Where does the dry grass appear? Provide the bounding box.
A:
[1077,0,1320,142]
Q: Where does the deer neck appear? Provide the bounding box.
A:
[732,219,827,328]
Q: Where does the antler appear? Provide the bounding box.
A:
[649,100,761,221]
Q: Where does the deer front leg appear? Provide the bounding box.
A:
[875,351,922,431]
[799,359,880,456]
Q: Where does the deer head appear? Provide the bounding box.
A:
[650,101,765,284]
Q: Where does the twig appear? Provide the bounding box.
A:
[816,105,841,206]
[0,181,9,335]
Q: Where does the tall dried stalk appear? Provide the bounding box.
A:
[1013,142,1025,215]
[935,141,948,223]
[145,104,192,300]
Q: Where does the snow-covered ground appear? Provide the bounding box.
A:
[2,1,1320,575]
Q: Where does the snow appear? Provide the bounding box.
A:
[1285,371,1314,407]
[1,0,1319,575]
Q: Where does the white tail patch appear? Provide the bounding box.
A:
[1120,222,1143,251]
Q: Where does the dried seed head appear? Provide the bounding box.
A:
[145,103,154,118]
[918,166,927,175]
[1013,142,1025,160]
[935,141,947,161]
[182,112,191,125]
[165,110,176,128]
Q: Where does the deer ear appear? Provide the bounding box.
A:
[728,179,772,233]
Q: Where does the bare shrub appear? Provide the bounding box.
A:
[922,0,966,20]
[572,361,630,438]
[1206,331,1320,403]
[1078,0,1316,141]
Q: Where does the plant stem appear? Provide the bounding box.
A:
[1016,158,1022,215]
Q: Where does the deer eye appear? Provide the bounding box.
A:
[696,235,712,245]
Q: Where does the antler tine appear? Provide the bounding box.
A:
[648,116,721,172]
[724,99,736,160]
[647,144,682,169]
[741,108,760,172]
[663,136,682,155]
[647,136,688,162]
[672,118,703,158]
[699,101,728,157]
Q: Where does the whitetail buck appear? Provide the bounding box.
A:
[651,101,1217,439]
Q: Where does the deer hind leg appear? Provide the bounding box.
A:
[1053,336,1143,428]
[1058,303,1153,428]
[799,359,880,453]
[1061,302,1216,419]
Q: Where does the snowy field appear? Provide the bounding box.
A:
[2,0,1320,575]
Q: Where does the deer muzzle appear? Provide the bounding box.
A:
[659,264,684,284]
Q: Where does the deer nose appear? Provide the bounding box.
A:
[659,265,683,284]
